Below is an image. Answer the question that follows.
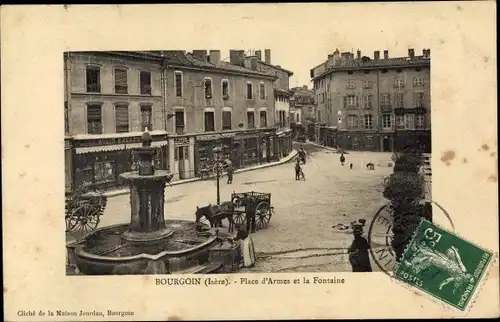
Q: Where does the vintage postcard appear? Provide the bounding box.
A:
[2,2,498,320]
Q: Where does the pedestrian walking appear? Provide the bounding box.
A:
[295,159,305,181]
[226,163,234,184]
[347,220,372,272]
[340,153,346,166]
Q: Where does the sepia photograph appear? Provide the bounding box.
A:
[2,3,498,320]
[64,48,433,275]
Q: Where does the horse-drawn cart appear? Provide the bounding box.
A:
[231,191,274,231]
[65,186,107,237]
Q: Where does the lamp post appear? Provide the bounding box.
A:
[212,140,223,205]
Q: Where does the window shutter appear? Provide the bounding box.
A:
[343,96,347,109]
[356,95,360,109]
[115,106,129,124]
[115,69,127,87]
[87,105,101,120]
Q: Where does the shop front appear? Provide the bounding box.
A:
[194,132,236,176]
[393,130,431,153]
[72,134,169,191]
[65,137,73,194]
[172,136,193,180]
[324,127,338,149]
[337,131,380,152]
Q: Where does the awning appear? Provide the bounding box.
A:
[75,141,168,154]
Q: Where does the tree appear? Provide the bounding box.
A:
[383,146,429,261]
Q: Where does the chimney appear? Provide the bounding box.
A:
[374,50,380,60]
[264,49,271,64]
[408,48,415,58]
[229,50,245,66]
[357,50,361,59]
[328,54,334,60]
[303,85,308,90]
[422,48,431,58]
[384,50,389,59]
[255,50,262,61]
[208,50,220,65]
[193,50,207,62]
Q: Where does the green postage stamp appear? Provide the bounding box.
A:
[394,220,495,311]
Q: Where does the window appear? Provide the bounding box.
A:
[259,82,266,99]
[94,161,115,184]
[346,79,356,89]
[140,71,152,95]
[321,93,324,103]
[382,114,392,129]
[347,115,357,128]
[317,110,322,122]
[175,71,183,97]
[395,93,404,108]
[415,115,425,129]
[363,94,373,109]
[413,92,425,108]
[395,115,405,129]
[204,111,215,132]
[86,66,101,93]
[115,104,129,133]
[222,80,229,99]
[363,80,372,89]
[381,93,391,107]
[362,115,373,129]
[260,111,267,128]
[64,101,69,135]
[87,104,102,134]
[204,78,212,98]
[247,111,255,129]
[296,113,300,123]
[413,76,424,87]
[247,82,253,99]
[140,105,153,131]
[404,114,414,129]
[175,110,185,134]
[114,68,128,94]
[222,111,232,130]
[345,95,358,108]
[394,77,405,88]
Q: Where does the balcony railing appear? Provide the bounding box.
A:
[140,85,152,95]
[175,127,185,135]
[381,105,392,112]
[86,84,101,93]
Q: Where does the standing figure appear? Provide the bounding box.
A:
[340,153,346,166]
[226,163,234,184]
[245,197,256,233]
[295,159,302,180]
[299,146,307,164]
[347,220,373,272]
[233,225,256,268]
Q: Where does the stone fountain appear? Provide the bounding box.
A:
[67,130,240,275]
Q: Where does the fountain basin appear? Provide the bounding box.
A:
[69,220,240,275]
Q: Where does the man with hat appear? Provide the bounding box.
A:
[347,219,372,272]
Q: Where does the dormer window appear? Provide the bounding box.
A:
[222,79,229,99]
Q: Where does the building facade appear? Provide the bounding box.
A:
[242,49,295,156]
[65,50,293,192]
[290,85,318,140]
[311,48,431,152]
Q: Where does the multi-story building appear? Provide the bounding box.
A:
[311,48,431,152]
[290,85,318,139]
[242,49,295,157]
[64,50,290,192]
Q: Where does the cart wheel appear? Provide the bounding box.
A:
[68,204,100,237]
[255,201,272,230]
[233,211,246,225]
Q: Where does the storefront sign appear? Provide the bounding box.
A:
[74,134,169,148]
[196,132,236,141]
[174,137,189,146]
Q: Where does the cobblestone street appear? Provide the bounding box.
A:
[78,144,394,272]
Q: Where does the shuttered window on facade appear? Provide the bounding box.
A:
[247,111,255,129]
[114,69,128,94]
[115,105,129,133]
[140,71,152,95]
[87,105,102,134]
[260,111,267,127]
[86,66,101,93]
[140,105,153,131]
[222,111,232,130]
[204,111,215,132]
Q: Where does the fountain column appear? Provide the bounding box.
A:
[120,130,173,244]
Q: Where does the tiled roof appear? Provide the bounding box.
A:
[313,55,430,80]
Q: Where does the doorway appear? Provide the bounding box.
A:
[382,137,391,152]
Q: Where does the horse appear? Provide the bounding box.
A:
[195,201,235,232]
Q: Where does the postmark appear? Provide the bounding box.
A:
[394,220,495,311]
[368,200,455,274]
